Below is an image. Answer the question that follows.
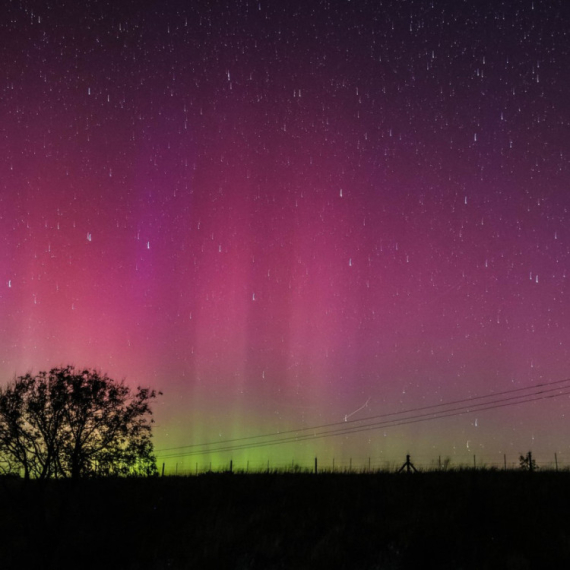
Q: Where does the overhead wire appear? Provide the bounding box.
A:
[155,378,570,459]
[156,377,570,453]
[158,388,570,458]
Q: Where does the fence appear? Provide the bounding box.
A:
[160,451,568,476]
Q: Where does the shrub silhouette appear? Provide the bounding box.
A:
[519,452,537,472]
[0,366,161,479]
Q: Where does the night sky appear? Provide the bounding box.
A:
[2,0,570,471]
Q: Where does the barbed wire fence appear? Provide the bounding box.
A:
[160,451,568,476]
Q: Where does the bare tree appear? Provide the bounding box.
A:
[0,366,161,479]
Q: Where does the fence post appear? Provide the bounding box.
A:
[314,457,318,474]
[555,453,559,472]
[528,451,534,473]
[161,463,165,477]
[398,454,417,474]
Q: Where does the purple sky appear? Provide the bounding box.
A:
[1,0,570,470]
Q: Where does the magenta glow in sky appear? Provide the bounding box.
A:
[1,0,570,469]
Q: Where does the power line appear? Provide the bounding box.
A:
[155,377,570,455]
[181,388,568,458]
[157,388,570,458]
[156,380,570,459]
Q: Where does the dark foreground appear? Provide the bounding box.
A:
[1,470,570,569]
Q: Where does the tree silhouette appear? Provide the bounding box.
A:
[519,451,537,472]
[0,366,161,479]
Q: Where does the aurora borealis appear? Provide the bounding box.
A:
[1,0,570,471]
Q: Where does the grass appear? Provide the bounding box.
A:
[1,469,570,569]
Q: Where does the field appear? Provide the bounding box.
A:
[1,469,570,569]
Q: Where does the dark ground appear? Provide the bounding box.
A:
[1,470,569,569]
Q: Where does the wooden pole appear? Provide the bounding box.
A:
[398,455,417,474]
[314,457,318,474]
[161,462,165,477]
[349,458,352,471]
[555,453,559,472]
[528,452,534,473]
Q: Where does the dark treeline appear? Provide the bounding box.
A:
[2,470,570,569]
